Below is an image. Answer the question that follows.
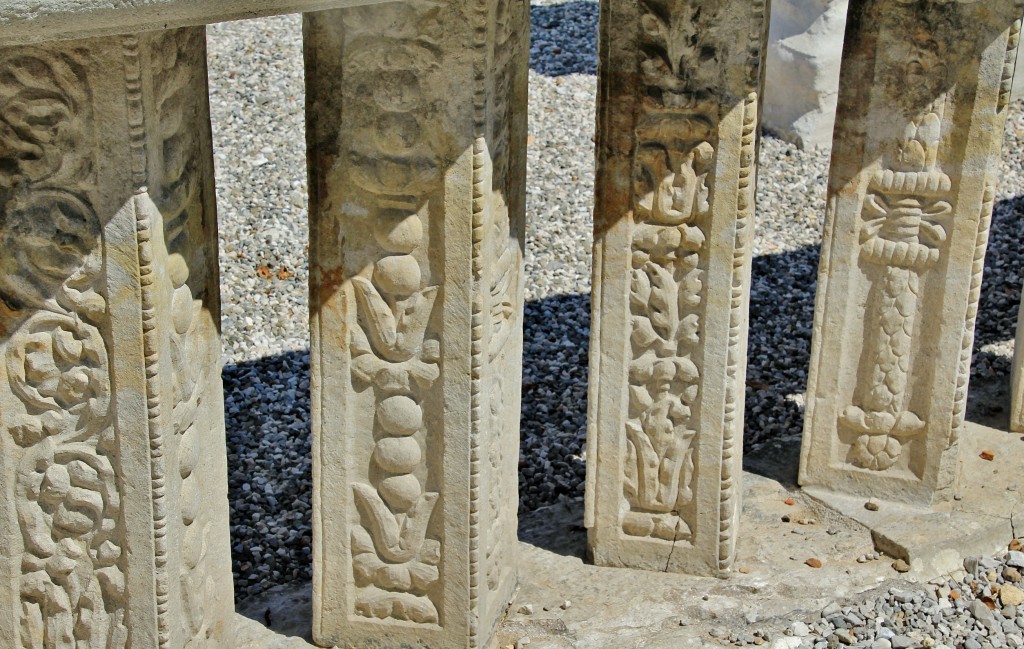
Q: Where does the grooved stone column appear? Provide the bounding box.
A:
[304,2,527,647]
[585,0,769,576]
[0,27,234,649]
[801,2,1023,505]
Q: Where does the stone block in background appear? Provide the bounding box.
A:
[762,0,848,150]
[764,0,1024,151]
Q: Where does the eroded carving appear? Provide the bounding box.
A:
[838,43,955,474]
[349,207,441,625]
[0,46,128,649]
[620,0,722,543]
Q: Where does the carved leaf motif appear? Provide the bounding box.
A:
[352,483,438,564]
[352,276,438,363]
[0,51,91,192]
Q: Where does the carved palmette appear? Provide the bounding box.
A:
[800,1,1023,504]
[0,27,233,649]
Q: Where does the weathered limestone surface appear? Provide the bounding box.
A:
[585,0,769,576]
[0,27,234,649]
[801,1,1024,505]
[0,0,389,46]
[762,0,848,150]
[304,2,527,647]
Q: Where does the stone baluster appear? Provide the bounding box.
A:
[303,1,527,647]
[585,0,769,575]
[1012,297,1024,432]
[801,1,1023,505]
[0,27,234,649]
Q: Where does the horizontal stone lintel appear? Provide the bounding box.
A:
[0,0,389,44]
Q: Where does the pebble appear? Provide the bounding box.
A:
[518,604,535,615]
[1004,585,1024,607]
[789,550,1024,649]
[791,621,811,637]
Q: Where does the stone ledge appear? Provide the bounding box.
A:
[0,0,387,45]
[803,422,1023,578]
[235,613,319,649]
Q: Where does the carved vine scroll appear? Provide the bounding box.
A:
[0,47,129,649]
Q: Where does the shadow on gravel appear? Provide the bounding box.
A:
[530,1,598,77]
[224,195,1024,591]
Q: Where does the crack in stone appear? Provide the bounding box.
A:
[664,516,682,572]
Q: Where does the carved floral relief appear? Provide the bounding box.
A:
[0,47,128,649]
[340,2,446,625]
[838,14,958,476]
[620,0,722,543]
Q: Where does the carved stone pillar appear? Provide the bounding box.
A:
[1012,297,1024,433]
[0,27,234,649]
[585,0,769,575]
[304,1,527,647]
[801,2,1023,505]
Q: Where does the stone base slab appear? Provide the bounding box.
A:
[803,421,1022,578]
[232,439,1024,648]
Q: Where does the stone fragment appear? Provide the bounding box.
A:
[762,0,848,149]
[892,560,911,574]
[791,621,811,637]
[304,3,529,648]
[585,0,770,576]
[891,636,913,649]
[518,604,535,616]
[799,0,1024,505]
[0,27,236,647]
[806,558,824,568]
[1009,551,1024,568]
[1004,585,1024,607]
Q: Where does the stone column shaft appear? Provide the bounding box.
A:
[1011,296,1024,433]
[585,0,769,576]
[800,1,1023,505]
[304,1,527,647]
[0,27,234,649]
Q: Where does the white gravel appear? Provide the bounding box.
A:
[205,4,1024,626]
